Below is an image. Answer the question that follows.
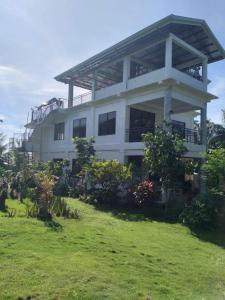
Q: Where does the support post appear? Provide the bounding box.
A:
[165,35,173,76]
[202,58,208,90]
[68,82,73,108]
[200,104,207,147]
[91,72,96,101]
[163,88,172,130]
[123,56,131,88]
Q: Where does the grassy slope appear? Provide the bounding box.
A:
[0,199,225,300]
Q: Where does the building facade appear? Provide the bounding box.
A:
[24,15,225,167]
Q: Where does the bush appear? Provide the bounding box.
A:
[87,160,132,204]
[53,181,69,197]
[133,180,155,206]
[179,194,215,228]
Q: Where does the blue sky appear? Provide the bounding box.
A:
[0,0,225,138]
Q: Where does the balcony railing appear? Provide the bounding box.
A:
[125,126,202,144]
[30,92,92,126]
[73,92,92,106]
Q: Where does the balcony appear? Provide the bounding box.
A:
[125,125,202,145]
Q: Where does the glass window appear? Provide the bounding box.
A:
[54,122,65,140]
[172,120,185,138]
[98,111,116,136]
[73,118,86,138]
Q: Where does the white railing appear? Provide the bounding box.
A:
[30,92,92,126]
[72,92,92,107]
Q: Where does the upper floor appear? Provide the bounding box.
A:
[54,14,224,109]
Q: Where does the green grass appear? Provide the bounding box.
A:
[0,199,225,300]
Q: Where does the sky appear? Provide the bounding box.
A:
[0,0,225,139]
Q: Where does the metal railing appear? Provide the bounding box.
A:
[30,92,92,126]
[73,92,92,106]
[31,99,65,124]
[125,126,155,142]
[125,125,202,144]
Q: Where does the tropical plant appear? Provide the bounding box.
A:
[133,180,155,206]
[35,173,56,220]
[0,178,8,211]
[179,193,215,228]
[72,137,95,174]
[143,126,189,202]
[202,148,225,191]
[0,132,6,157]
[87,160,132,204]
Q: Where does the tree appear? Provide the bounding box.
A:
[202,148,225,191]
[0,178,7,211]
[72,137,96,173]
[0,132,6,157]
[143,126,189,203]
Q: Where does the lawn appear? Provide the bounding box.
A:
[0,199,225,300]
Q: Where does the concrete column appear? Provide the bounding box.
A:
[165,35,173,76]
[200,104,207,147]
[118,100,128,159]
[163,88,172,129]
[68,82,74,108]
[123,56,131,87]
[202,58,208,90]
[91,72,96,101]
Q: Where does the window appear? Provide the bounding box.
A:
[73,118,86,138]
[172,120,185,138]
[98,111,116,136]
[54,122,65,140]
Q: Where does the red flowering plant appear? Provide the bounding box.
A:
[133,180,155,206]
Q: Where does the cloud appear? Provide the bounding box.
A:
[209,76,225,98]
[0,65,33,90]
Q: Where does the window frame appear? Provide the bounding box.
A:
[54,122,65,141]
[73,117,87,138]
[98,111,116,136]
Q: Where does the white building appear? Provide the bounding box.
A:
[24,15,225,169]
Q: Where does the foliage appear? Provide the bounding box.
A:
[179,193,216,228]
[47,159,69,177]
[0,178,8,211]
[51,197,80,219]
[72,137,95,174]
[0,132,6,157]
[87,160,132,204]
[35,172,56,220]
[143,126,189,203]
[207,120,225,149]
[53,181,69,197]
[133,180,155,206]
[202,148,225,191]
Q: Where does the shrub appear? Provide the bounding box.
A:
[179,194,215,228]
[53,181,69,197]
[202,148,225,191]
[87,160,132,204]
[0,178,8,211]
[133,180,155,206]
[51,197,80,219]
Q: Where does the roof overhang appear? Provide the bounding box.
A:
[55,14,225,89]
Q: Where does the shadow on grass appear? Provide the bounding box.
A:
[93,202,225,249]
[191,228,225,249]
[94,202,178,224]
[44,219,63,232]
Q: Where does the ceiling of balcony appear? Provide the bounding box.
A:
[55,14,225,90]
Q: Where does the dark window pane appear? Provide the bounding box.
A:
[98,111,116,136]
[172,120,185,138]
[54,122,65,140]
[73,118,86,138]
